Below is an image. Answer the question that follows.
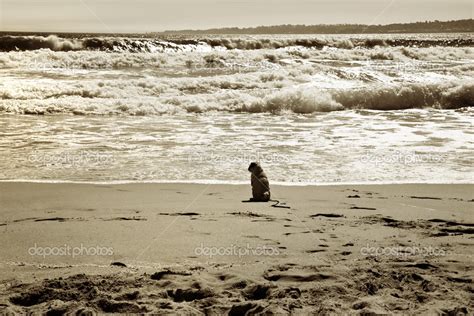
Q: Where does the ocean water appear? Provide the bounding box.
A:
[0,33,472,184]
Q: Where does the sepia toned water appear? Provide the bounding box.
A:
[0,33,472,184]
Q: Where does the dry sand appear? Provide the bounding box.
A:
[0,182,472,315]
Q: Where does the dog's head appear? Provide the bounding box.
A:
[248,162,262,173]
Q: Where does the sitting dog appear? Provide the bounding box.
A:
[248,162,271,202]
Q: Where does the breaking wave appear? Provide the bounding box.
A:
[1,34,472,52]
[0,35,83,52]
[1,81,472,115]
[242,82,474,113]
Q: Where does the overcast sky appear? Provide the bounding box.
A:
[0,0,472,33]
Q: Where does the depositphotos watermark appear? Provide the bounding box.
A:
[188,152,290,164]
[28,243,114,258]
[28,151,114,168]
[194,243,280,258]
[360,151,448,166]
[26,59,111,74]
[188,60,280,74]
[361,244,446,258]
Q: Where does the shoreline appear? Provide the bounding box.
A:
[1,179,473,186]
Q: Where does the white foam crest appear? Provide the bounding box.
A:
[0,35,83,51]
[245,88,344,113]
[0,81,472,115]
[0,45,472,74]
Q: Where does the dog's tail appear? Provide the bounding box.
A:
[270,199,291,209]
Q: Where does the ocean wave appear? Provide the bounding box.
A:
[1,81,472,115]
[0,46,471,76]
[0,35,83,52]
[243,82,474,113]
[1,35,472,52]
[200,37,474,50]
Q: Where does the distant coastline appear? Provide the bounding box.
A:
[160,19,474,35]
[0,19,472,37]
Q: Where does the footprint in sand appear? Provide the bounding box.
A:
[229,303,265,316]
[310,213,345,218]
[283,230,311,236]
[251,218,275,223]
[447,276,472,283]
[228,211,275,222]
[228,211,270,217]
[404,263,438,270]
[437,227,474,235]
[306,249,326,254]
[263,265,334,282]
[158,212,200,216]
[350,206,377,210]
[410,196,442,200]
[17,217,86,223]
[103,216,147,221]
[150,270,192,281]
[34,217,70,222]
[428,219,474,227]
[427,219,474,236]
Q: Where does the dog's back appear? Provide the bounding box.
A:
[249,162,271,202]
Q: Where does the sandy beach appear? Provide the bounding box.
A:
[0,182,472,314]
